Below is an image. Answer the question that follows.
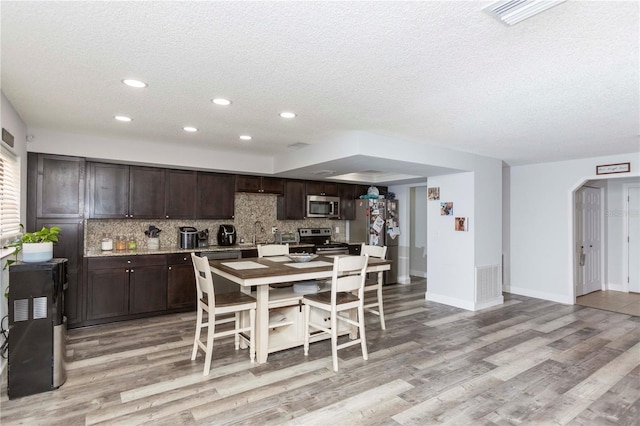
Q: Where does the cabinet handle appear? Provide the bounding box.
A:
[168,266,172,270]
[127,260,131,264]
[130,269,134,273]
[166,215,169,219]
[125,269,129,273]
[183,257,187,261]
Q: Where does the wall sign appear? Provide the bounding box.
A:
[596,162,630,175]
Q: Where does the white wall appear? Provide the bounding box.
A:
[388,184,411,284]
[410,186,428,278]
[502,165,511,288]
[426,173,476,308]
[26,127,274,175]
[605,177,640,290]
[1,92,28,375]
[508,153,640,304]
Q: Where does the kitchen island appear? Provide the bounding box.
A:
[209,255,392,363]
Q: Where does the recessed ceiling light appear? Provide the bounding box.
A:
[122,79,147,88]
[280,112,296,119]
[212,98,231,106]
[183,126,198,132]
[114,115,132,122]
[239,135,252,141]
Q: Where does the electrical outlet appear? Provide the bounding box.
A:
[335,226,340,234]
[272,226,278,234]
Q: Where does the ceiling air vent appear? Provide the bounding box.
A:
[287,142,309,149]
[312,170,335,176]
[483,0,566,26]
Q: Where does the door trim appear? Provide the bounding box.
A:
[623,183,640,293]
[568,172,640,304]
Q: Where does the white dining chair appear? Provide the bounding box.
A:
[257,243,290,258]
[303,254,369,372]
[360,243,388,330]
[190,253,256,376]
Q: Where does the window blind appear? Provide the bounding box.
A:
[0,144,21,246]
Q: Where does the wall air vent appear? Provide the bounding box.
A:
[483,0,566,26]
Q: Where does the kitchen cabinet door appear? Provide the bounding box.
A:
[88,162,130,218]
[338,183,356,220]
[31,153,85,218]
[129,166,165,219]
[197,172,235,219]
[165,169,196,219]
[277,180,305,220]
[86,266,129,320]
[236,175,284,194]
[260,177,284,194]
[167,254,196,309]
[306,181,338,196]
[129,263,167,314]
[36,219,84,326]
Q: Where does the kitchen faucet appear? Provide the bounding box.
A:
[253,220,264,245]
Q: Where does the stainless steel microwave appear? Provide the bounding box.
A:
[307,195,340,218]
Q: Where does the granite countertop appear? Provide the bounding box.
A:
[84,243,315,258]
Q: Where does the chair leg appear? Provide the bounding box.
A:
[331,311,339,372]
[191,304,203,360]
[234,312,240,350]
[303,304,311,356]
[377,282,386,330]
[249,308,256,363]
[203,314,215,376]
[359,305,368,361]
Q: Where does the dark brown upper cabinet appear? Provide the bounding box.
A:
[30,153,85,219]
[165,169,196,219]
[87,163,165,218]
[236,175,284,195]
[306,181,339,197]
[277,180,306,220]
[197,172,235,219]
[337,183,356,220]
[129,166,166,218]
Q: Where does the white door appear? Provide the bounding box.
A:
[576,186,602,296]
[628,186,640,293]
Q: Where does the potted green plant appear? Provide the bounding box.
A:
[4,225,61,268]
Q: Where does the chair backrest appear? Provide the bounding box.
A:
[331,254,369,299]
[191,253,215,305]
[257,243,289,257]
[361,243,387,260]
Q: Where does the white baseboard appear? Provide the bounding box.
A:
[505,285,573,305]
[426,292,475,311]
[397,274,411,285]
[410,269,427,278]
[606,282,628,292]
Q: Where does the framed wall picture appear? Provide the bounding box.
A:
[455,217,468,231]
[596,162,630,175]
[440,202,453,216]
[428,187,440,200]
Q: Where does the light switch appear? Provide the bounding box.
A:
[335,226,340,234]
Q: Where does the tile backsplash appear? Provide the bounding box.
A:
[85,193,346,251]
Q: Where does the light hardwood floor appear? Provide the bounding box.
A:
[1,279,639,425]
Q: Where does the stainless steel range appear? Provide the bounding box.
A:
[298,227,349,255]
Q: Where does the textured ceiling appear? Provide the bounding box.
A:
[1,1,638,181]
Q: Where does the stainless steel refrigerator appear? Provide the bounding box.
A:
[349,198,400,284]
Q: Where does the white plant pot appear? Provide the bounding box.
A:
[22,242,54,263]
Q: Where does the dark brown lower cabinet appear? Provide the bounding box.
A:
[86,255,167,321]
[167,253,195,309]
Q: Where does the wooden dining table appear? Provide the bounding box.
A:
[208,254,392,363]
